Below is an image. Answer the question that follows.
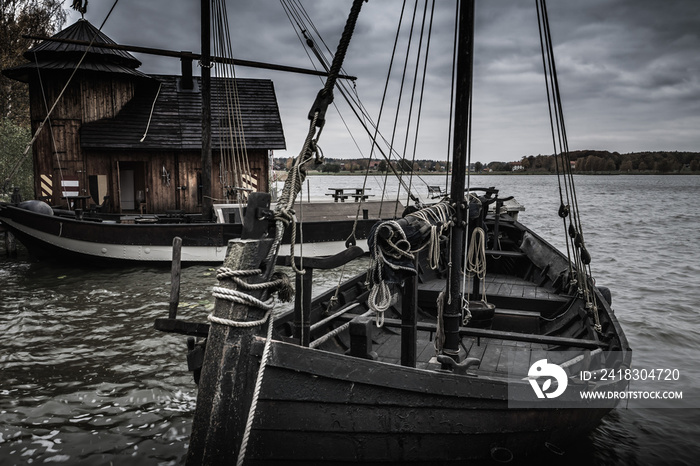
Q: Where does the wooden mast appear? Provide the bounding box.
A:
[443,0,475,361]
[200,0,213,221]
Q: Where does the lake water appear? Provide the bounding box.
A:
[2,174,699,465]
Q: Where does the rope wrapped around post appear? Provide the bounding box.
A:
[208,267,294,328]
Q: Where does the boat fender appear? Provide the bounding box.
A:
[490,446,514,463]
[18,200,54,216]
[597,286,612,305]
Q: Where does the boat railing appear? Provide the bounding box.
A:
[154,239,366,343]
[278,246,365,347]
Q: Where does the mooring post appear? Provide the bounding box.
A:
[168,236,182,319]
[186,193,273,465]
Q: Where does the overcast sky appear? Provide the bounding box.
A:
[65,0,700,164]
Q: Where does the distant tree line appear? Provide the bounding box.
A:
[569,150,700,173]
[274,157,450,173]
[510,151,700,174]
[273,151,700,175]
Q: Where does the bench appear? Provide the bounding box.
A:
[351,193,374,202]
[325,193,349,202]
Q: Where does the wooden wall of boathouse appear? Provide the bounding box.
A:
[26,73,273,214]
[82,148,269,214]
[28,74,136,207]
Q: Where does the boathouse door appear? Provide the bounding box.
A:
[117,161,147,212]
[120,169,135,210]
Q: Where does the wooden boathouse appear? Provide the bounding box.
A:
[2,19,285,214]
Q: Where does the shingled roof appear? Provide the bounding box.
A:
[26,19,142,67]
[80,75,286,151]
[3,19,148,82]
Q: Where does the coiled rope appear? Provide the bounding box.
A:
[367,220,413,327]
[466,226,487,301]
[406,201,453,269]
[367,202,453,325]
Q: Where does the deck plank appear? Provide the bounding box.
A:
[478,343,503,372]
[510,348,532,377]
[464,337,487,362]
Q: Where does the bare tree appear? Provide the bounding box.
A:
[1,0,67,126]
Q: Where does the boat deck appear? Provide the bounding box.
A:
[370,327,551,377]
[364,272,581,377]
[418,273,567,303]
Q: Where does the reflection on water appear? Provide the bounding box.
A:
[2,175,699,465]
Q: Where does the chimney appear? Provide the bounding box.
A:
[180,55,193,90]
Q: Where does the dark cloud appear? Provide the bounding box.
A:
[66,0,700,163]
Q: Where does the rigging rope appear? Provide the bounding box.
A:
[234,6,367,465]
[401,0,435,210]
[235,298,275,466]
[268,0,366,273]
[536,0,600,331]
[281,0,425,208]
[32,51,66,207]
[139,83,161,142]
[212,0,253,206]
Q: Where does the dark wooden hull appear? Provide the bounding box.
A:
[244,339,621,464]
[0,202,383,265]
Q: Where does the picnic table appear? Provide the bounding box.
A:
[326,187,374,202]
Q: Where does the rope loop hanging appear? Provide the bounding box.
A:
[367,201,454,326]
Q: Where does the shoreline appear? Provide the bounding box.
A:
[274,170,700,179]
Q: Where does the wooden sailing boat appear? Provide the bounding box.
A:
[157,0,631,463]
[0,1,395,264]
